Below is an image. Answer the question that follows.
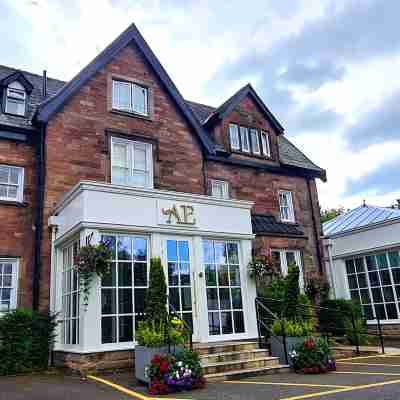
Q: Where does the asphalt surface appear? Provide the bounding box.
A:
[2,355,400,399]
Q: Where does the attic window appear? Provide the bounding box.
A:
[5,81,26,116]
[112,80,148,116]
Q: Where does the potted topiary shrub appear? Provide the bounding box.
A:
[134,257,186,383]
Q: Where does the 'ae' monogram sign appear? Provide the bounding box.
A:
[160,204,196,226]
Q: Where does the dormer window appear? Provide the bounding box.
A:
[5,81,26,116]
[228,123,272,158]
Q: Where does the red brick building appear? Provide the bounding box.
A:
[0,24,325,367]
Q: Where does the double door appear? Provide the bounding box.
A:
[162,236,247,342]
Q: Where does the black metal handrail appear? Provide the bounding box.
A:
[255,296,386,359]
[168,303,193,351]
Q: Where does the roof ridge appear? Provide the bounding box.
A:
[0,64,66,84]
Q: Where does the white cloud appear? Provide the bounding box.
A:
[3,0,400,210]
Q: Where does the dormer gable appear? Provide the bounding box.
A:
[0,71,34,94]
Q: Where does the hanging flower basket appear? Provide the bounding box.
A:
[74,240,112,309]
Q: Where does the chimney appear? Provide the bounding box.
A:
[397,199,400,209]
[42,70,47,98]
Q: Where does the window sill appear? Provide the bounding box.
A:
[0,200,28,208]
[111,108,152,122]
[230,150,272,161]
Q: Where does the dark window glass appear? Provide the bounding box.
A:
[134,263,147,286]
[218,265,229,286]
[169,288,180,310]
[348,275,358,289]
[118,263,132,286]
[181,287,192,311]
[350,290,360,302]
[134,289,146,314]
[102,316,117,343]
[346,259,355,274]
[221,312,233,334]
[360,289,371,304]
[355,258,364,273]
[119,316,133,342]
[386,303,398,320]
[362,305,374,320]
[368,271,379,287]
[357,273,367,288]
[205,264,217,286]
[118,289,132,314]
[392,269,400,284]
[102,262,117,287]
[180,263,190,286]
[168,262,179,286]
[207,288,219,310]
[375,304,386,320]
[233,311,245,333]
[383,286,395,302]
[219,288,231,310]
[366,255,377,271]
[377,254,388,269]
[389,251,400,267]
[380,270,391,285]
[231,288,243,309]
[102,289,116,314]
[372,288,383,303]
[208,312,220,335]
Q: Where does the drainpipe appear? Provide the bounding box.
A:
[49,224,58,313]
[307,178,324,274]
[325,238,336,298]
[33,122,47,311]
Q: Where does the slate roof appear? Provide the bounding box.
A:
[251,214,305,237]
[0,64,65,130]
[323,205,400,237]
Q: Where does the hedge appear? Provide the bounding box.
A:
[0,309,57,375]
[319,299,362,336]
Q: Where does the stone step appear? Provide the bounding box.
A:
[205,364,290,382]
[194,341,258,356]
[200,349,270,364]
[201,356,280,375]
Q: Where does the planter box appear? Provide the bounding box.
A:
[135,345,183,383]
[270,336,306,365]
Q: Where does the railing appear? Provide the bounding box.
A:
[168,303,193,351]
[255,296,386,364]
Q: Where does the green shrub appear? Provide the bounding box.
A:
[135,321,165,347]
[285,264,300,320]
[319,299,362,336]
[344,318,369,346]
[271,319,315,337]
[0,309,57,375]
[145,257,168,325]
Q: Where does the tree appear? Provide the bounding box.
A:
[144,257,168,324]
[285,264,300,320]
[320,207,345,224]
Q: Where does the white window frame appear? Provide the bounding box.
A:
[5,82,26,116]
[261,131,271,158]
[0,165,24,202]
[211,179,229,199]
[0,258,19,313]
[229,124,240,150]
[112,80,148,116]
[111,137,153,189]
[279,190,295,223]
[239,126,250,153]
[272,250,304,292]
[250,129,261,155]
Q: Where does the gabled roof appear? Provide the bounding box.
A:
[0,71,34,93]
[323,205,400,237]
[252,214,305,238]
[35,23,216,155]
[203,83,284,134]
[0,65,64,131]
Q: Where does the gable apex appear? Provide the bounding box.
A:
[204,83,284,134]
[35,23,216,155]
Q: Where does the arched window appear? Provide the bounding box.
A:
[5,81,26,116]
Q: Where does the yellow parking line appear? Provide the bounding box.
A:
[224,380,349,389]
[87,375,191,400]
[334,371,400,376]
[279,378,400,400]
[337,361,400,367]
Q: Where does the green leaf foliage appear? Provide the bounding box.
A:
[0,309,57,375]
[145,257,168,324]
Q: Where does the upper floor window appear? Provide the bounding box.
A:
[0,165,24,202]
[111,137,153,189]
[250,129,260,155]
[279,190,295,222]
[112,80,148,116]
[229,124,240,150]
[229,123,271,158]
[211,179,229,199]
[261,131,271,157]
[5,81,26,116]
[0,259,18,313]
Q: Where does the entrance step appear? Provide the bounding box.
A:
[196,340,289,381]
[194,341,258,356]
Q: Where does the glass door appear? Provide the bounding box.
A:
[164,238,197,338]
[202,240,246,338]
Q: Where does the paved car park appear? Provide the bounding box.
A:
[3,355,400,400]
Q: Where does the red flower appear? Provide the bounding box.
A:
[159,361,169,374]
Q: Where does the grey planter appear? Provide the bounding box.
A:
[134,345,183,383]
[270,336,306,365]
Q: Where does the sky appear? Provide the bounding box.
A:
[2,0,400,210]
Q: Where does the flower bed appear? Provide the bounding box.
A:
[148,349,206,395]
[291,337,336,374]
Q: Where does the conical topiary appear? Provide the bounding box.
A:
[144,257,168,324]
